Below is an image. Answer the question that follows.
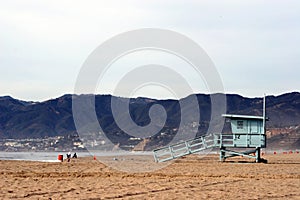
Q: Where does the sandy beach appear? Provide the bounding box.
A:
[0,153,299,199]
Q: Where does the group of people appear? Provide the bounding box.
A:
[66,152,77,162]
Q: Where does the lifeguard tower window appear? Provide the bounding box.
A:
[237,121,243,129]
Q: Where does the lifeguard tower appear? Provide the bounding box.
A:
[153,96,267,163]
[217,114,267,162]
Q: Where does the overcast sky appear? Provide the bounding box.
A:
[0,0,299,101]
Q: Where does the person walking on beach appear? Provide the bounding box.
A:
[66,152,71,162]
[72,152,77,158]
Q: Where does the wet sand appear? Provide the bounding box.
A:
[0,153,299,199]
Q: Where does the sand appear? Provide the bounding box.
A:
[0,153,299,199]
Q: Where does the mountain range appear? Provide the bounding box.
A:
[0,92,299,149]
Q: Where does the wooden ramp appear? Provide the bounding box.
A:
[153,134,216,162]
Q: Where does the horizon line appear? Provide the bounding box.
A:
[1,90,299,102]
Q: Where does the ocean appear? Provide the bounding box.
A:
[0,151,153,162]
[0,151,93,162]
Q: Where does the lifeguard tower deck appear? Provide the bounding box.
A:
[153,97,267,163]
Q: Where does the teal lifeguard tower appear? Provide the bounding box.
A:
[153,96,267,163]
[217,114,267,162]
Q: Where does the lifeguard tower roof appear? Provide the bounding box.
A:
[222,114,264,120]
